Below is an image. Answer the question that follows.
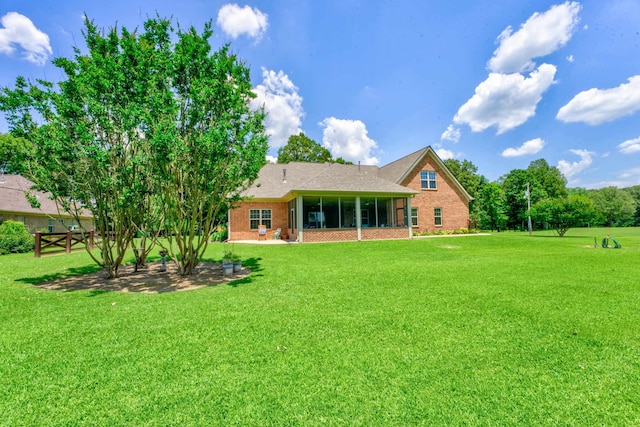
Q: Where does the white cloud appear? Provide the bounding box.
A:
[0,12,51,65]
[618,136,640,154]
[453,63,557,134]
[557,149,593,178]
[440,124,461,143]
[502,138,545,157]
[557,75,640,125]
[435,148,456,160]
[619,167,640,179]
[217,4,268,40]
[319,117,379,165]
[488,2,581,73]
[251,68,304,148]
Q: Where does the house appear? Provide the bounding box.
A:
[228,146,472,243]
[0,174,94,233]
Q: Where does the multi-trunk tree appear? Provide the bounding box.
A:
[0,17,267,277]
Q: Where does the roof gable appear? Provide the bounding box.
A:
[379,146,473,201]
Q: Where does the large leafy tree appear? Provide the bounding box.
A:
[588,186,637,227]
[0,133,34,174]
[0,17,267,277]
[149,22,268,275]
[526,159,568,200]
[622,185,640,226]
[277,132,332,163]
[476,182,507,231]
[530,195,599,237]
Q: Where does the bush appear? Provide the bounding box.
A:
[0,220,34,255]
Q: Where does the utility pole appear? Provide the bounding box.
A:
[526,182,532,236]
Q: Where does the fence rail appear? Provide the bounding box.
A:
[34,231,96,257]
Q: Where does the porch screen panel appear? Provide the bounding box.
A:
[340,198,356,228]
[360,197,376,227]
[322,197,339,228]
[303,197,322,228]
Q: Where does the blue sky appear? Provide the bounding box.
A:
[1,1,639,188]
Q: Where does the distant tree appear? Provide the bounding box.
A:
[277,133,332,163]
[530,195,599,237]
[0,133,34,174]
[622,185,640,226]
[588,187,637,227]
[476,182,507,231]
[526,159,568,199]
[568,187,589,197]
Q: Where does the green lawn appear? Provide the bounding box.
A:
[1,227,639,425]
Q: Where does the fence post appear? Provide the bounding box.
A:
[66,231,71,253]
[35,232,41,258]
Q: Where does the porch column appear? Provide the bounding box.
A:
[407,196,413,239]
[355,196,361,241]
[296,195,304,243]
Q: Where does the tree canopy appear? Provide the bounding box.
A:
[277,133,332,163]
[0,17,267,277]
[530,195,599,237]
[0,133,33,175]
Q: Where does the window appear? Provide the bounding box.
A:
[411,208,418,227]
[420,171,437,189]
[434,208,442,226]
[250,209,271,229]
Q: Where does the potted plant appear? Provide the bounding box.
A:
[232,253,242,272]
[222,246,234,276]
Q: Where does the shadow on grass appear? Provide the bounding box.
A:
[15,265,103,285]
[15,257,264,294]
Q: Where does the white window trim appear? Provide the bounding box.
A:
[434,207,442,227]
[249,209,272,230]
[420,170,437,190]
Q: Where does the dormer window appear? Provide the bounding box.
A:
[420,171,437,189]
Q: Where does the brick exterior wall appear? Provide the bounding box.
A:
[229,201,290,241]
[361,227,410,240]
[302,228,358,242]
[402,155,469,232]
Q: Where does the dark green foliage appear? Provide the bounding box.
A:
[530,195,599,236]
[0,133,34,174]
[0,220,34,254]
[277,132,332,163]
[588,186,637,227]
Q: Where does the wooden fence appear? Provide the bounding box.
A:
[34,230,96,258]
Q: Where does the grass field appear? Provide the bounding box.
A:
[1,227,639,425]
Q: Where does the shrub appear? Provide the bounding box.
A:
[0,220,34,255]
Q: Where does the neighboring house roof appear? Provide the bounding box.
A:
[242,162,419,200]
[379,146,473,201]
[0,174,91,218]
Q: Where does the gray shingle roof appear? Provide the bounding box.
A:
[242,162,418,200]
[0,174,91,218]
[378,147,429,183]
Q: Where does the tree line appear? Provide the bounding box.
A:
[443,158,640,236]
